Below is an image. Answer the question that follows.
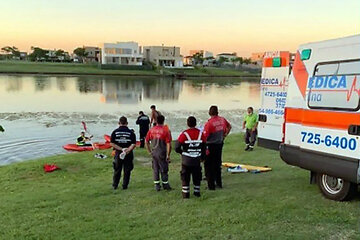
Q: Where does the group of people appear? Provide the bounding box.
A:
[108,105,258,199]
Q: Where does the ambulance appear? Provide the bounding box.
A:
[258,35,360,201]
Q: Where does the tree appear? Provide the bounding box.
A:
[243,58,252,65]
[192,52,204,65]
[29,47,47,61]
[217,56,228,66]
[55,49,65,57]
[1,46,20,59]
[73,47,88,62]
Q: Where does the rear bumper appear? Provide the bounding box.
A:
[258,137,281,151]
[280,144,360,184]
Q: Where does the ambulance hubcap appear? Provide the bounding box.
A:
[322,175,343,194]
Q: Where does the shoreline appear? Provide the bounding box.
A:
[0,71,260,78]
[0,61,261,78]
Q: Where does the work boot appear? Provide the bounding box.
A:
[155,183,161,191]
[245,145,250,151]
[163,183,172,190]
[182,192,190,199]
[194,186,201,197]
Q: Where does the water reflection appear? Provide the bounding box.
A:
[0,75,260,113]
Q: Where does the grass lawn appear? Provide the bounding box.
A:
[0,61,260,78]
[0,134,358,239]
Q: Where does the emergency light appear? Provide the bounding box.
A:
[301,49,311,60]
[272,57,281,67]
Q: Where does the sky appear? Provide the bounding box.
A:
[0,0,359,57]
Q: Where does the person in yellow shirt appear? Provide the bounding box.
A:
[242,107,258,151]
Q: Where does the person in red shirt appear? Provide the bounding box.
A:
[175,116,206,198]
[145,115,172,191]
[203,105,231,190]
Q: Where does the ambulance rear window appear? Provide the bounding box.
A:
[338,60,360,75]
[309,59,360,111]
[314,63,339,76]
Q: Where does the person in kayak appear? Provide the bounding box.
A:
[150,105,161,126]
[76,131,93,146]
[136,111,150,148]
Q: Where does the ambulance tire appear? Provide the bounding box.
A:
[316,173,357,201]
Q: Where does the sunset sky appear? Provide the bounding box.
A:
[1,0,359,57]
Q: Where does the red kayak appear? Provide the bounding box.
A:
[104,134,141,146]
[104,134,111,142]
[63,142,111,152]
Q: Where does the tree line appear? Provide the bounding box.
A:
[0,46,89,62]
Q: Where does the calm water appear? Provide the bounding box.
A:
[0,75,260,165]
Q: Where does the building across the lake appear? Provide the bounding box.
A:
[143,45,183,67]
[251,52,265,64]
[100,42,143,65]
[84,46,100,62]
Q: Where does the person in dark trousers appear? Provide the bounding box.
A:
[242,107,258,151]
[175,116,206,198]
[76,131,93,146]
[110,116,136,190]
[145,115,172,191]
[203,106,231,190]
[150,105,161,127]
[136,111,150,148]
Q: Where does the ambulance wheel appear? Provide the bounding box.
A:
[316,173,357,201]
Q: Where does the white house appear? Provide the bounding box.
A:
[100,42,143,65]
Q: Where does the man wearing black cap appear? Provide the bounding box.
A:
[110,116,136,190]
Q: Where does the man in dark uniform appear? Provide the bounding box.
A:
[110,116,136,190]
[136,111,150,148]
[203,106,232,190]
[145,115,172,191]
[175,116,206,198]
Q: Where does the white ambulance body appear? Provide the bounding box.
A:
[259,35,360,201]
[258,51,292,149]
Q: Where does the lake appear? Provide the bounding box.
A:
[0,75,260,165]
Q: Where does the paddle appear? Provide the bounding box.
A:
[81,121,95,149]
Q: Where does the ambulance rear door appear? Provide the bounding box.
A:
[258,51,292,150]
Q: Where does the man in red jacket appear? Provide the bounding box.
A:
[145,115,172,191]
[175,116,206,198]
[203,106,231,190]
